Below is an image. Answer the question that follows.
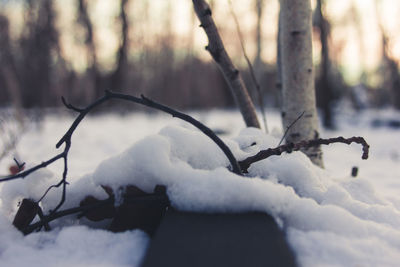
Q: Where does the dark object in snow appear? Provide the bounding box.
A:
[351,166,358,177]
[18,184,170,235]
[371,119,400,129]
[108,185,169,235]
[142,210,297,267]
[80,185,169,235]
[12,198,39,231]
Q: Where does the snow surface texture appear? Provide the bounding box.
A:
[1,110,400,266]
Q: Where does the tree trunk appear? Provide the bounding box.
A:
[315,0,335,129]
[254,0,263,72]
[77,0,101,100]
[375,0,400,109]
[110,0,129,92]
[279,0,323,167]
[192,0,260,128]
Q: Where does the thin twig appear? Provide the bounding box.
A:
[61,96,84,112]
[227,0,268,132]
[278,111,305,145]
[239,136,369,172]
[13,157,25,171]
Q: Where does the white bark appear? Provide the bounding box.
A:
[280,0,324,167]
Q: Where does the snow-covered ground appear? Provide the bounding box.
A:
[0,108,400,266]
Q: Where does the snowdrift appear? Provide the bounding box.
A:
[1,122,400,266]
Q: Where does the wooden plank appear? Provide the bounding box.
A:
[141,209,297,267]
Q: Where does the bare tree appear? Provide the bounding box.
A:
[375,0,400,109]
[110,0,130,92]
[255,0,264,72]
[279,0,324,167]
[192,0,260,128]
[18,0,60,108]
[0,15,23,119]
[77,0,101,100]
[314,0,335,129]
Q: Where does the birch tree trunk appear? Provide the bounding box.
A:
[280,0,324,167]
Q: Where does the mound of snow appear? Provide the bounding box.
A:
[1,123,400,266]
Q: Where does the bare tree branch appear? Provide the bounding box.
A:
[239,136,369,173]
[1,91,242,216]
[192,0,260,128]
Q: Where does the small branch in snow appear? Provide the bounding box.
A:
[0,142,72,215]
[239,136,370,172]
[13,157,25,172]
[1,90,242,221]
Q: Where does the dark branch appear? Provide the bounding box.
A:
[61,96,84,112]
[13,157,25,171]
[278,111,305,145]
[1,90,242,218]
[239,136,369,172]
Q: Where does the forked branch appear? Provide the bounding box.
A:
[1,91,242,215]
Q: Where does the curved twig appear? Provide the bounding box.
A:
[1,91,242,215]
[239,136,369,172]
[278,111,305,146]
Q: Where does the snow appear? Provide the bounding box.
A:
[0,221,149,267]
[1,109,400,266]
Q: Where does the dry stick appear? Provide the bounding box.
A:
[278,111,305,146]
[239,136,370,173]
[1,91,242,215]
[37,206,51,231]
[192,0,260,128]
[13,157,25,171]
[227,0,268,133]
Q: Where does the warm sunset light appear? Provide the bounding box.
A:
[1,1,400,266]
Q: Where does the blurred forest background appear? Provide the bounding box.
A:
[0,0,400,129]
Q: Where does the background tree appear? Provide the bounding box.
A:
[314,0,335,129]
[374,0,400,109]
[279,0,323,167]
[76,0,101,101]
[192,0,260,128]
[110,0,130,93]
